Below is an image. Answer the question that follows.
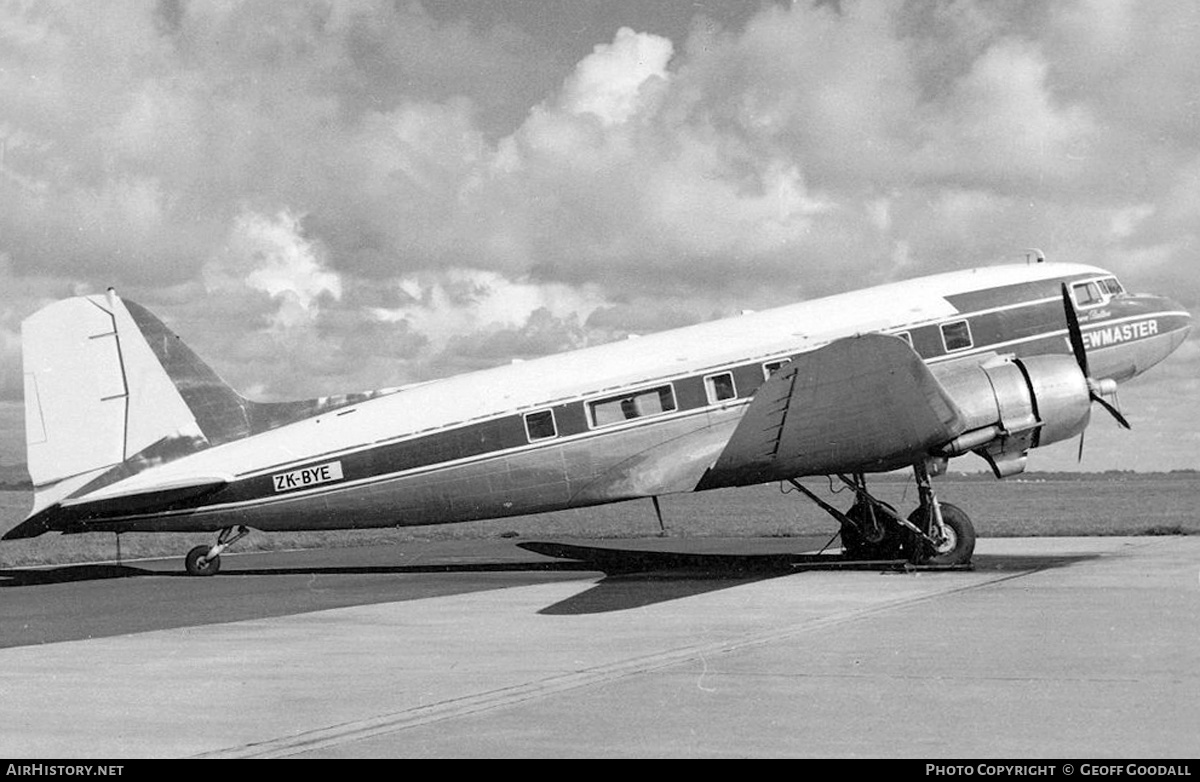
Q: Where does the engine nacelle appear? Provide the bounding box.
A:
[1018,355,1094,445]
[934,355,1092,476]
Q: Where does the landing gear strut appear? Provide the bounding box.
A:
[906,461,976,566]
[184,525,250,576]
[836,474,911,560]
[788,461,975,566]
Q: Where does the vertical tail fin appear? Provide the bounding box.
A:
[20,291,249,513]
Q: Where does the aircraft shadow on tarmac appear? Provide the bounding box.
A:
[0,541,820,589]
[0,552,797,614]
[515,543,1099,615]
[0,560,597,587]
[0,564,153,587]
[0,543,1103,617]
[517,541,802,614]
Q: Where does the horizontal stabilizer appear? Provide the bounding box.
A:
[3,475,230,541]
[58,475,231,510]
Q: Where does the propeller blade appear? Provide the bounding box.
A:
[1077,430,1085,463]
[1062,282,1132,437]
[1091,391,1132,430]
[1061,283,1090,378]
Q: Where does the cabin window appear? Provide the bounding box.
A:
[763,359,791,379]
[1099,277,1124,296]
[1072,281,1103,307]
[588,385,677,427]
[704,372,737,404]
[940,320,973,352]
[524,409,557,441]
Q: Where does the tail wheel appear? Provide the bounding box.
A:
[907,502,975,566]
[185,545,221,576]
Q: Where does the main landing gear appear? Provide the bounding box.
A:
[787,461,976,567]
[184,525,250,576]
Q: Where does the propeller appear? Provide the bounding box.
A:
[1061,283,1131,462]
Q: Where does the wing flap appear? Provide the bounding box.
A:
[700,334,966,488]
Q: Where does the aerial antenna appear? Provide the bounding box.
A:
[1023,248,1046,265]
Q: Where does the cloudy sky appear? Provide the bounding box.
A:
[1,0,1197,472]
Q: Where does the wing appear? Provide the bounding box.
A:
[698,333,967,489]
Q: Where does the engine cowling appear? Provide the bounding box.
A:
[934,355,1092,476]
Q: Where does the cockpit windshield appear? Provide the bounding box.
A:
[1073,277,1124,307]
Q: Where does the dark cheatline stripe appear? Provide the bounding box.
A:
[733,363,768,399]
[905,298,1072,361]
[909,322,947,358]
[942,274,1093,314]
[551,401,589,437]
[674,374,709,410]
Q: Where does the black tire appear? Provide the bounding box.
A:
[907,502,975,566]
[185,545,221,576]
[840,500,907,560]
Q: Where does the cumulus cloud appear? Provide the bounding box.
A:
[370,269,606,353]
[914,39,1097,189]
[559,27,674,125]
[221,209,342,331]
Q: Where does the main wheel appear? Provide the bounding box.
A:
[907,502,975,566]
[840,500,907,560]
[185,545,221,576]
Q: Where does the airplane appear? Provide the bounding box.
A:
[5,256,1192,575]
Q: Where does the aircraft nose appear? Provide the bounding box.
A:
[1089,293,1194,381]
[1147,294,1193,358]
[1159,295,1193,336]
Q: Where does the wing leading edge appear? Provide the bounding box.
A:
[698,333,967,489]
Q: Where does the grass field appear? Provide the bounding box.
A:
[1,475,1196,568]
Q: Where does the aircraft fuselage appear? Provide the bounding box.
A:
[13,262,1192,537]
